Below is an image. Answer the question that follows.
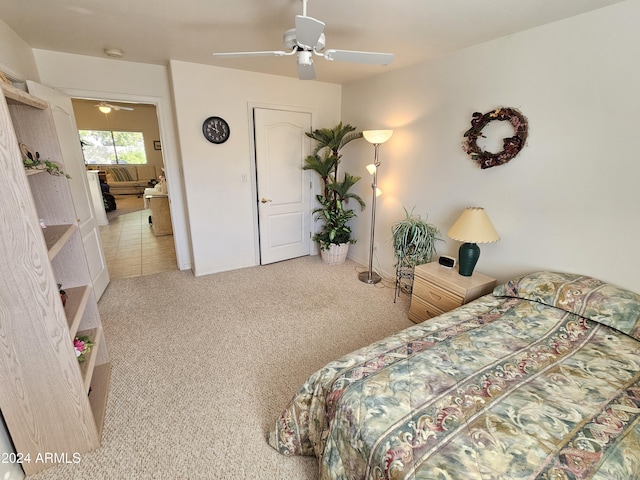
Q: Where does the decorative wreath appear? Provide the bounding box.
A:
[462,107,528,169]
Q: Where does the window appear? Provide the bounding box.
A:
[79,130,147,165]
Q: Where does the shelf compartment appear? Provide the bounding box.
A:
[0,83,47,109]
[76,327,102,392]
[25,168,46,177]
[89,362,111,437]
[64,285,92,338]
[43,223,77,260]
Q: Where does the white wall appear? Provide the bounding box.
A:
[342,0,640,293]
[32,50,192,271]
[0,18,38,82]
[169,60,341,276]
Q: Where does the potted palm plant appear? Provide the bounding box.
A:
[392,207,442,296]
[304,122,365,264]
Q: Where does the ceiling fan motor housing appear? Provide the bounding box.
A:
[283,28,325,52]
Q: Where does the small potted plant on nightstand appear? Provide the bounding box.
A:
[392,207,442,299]
[304,122,365,264]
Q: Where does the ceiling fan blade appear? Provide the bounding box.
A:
[297,51,316,80]
[323,50,394,65]
[295,15,325,48]
[113,105,134,111]
[212,50,292,58]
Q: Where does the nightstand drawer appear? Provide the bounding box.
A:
[408,295,445,323]
[412,276,463,312]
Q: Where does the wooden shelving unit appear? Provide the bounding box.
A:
[0,83,111,475]
[64,285,92,338]
[77,327,102,391]
[89,363,112,436]
[43,224,78,260]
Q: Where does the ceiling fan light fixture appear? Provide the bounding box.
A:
[297,50,313,66]
[95,101,135,112]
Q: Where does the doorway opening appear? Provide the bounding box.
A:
[71,98,177,279]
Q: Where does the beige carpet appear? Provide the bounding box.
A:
[29,256,413,480]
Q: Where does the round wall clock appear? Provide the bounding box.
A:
[202,116,230,144]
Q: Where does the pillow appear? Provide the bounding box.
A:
[104,167,135,182]
[493,271,640,340]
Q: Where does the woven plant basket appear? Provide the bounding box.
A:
[320,243,350,265]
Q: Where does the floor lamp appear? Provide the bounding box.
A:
[358,129,393,284]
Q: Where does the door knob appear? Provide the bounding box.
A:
[260,197,272,204]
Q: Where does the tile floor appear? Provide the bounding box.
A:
[99,196,177,280]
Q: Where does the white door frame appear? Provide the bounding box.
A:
[57,87,189,270]
[247,102,319,265]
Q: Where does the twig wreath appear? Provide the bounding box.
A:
[462,107,528,169]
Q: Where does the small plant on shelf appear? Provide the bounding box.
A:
[21,144,71,178]
[74,335,94,363]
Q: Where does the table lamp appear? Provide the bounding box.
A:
[447,207,499,276]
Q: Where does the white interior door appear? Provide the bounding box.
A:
[27,81,110,299]
[254,108,312,265]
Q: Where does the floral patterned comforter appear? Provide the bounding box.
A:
[268,272,640,479]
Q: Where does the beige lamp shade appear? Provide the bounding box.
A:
[363,130,393,145]
[447,207,500,244]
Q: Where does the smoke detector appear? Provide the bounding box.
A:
[104,48,124,58]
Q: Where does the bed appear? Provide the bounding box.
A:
[268,271,640,479]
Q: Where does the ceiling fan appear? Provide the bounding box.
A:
[96,102,134,113]
[211,0,394,80]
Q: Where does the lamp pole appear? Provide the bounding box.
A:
[359,144,381,284]
[359,129,392,284]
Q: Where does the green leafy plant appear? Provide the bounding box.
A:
[23,150,71,178]
[304,122,365,250]
[392,207,442,268]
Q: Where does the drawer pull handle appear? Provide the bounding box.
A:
[430,292,442,300]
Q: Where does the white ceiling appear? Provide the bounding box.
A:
[0,0,626,85]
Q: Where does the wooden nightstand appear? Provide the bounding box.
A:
[408,262,496,323]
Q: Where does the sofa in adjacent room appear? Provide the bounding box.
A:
[87,165,162,195]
